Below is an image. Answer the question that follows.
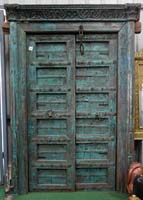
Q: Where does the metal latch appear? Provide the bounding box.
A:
[48,111,53,118]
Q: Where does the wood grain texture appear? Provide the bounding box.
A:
[10,22,19,193]
[116,21,135,192]
[7,5,139,194]
[5,4,140,22]
[27,34,75,191]
[26,33,117,191]
[75,33,117,190]
[17,22,28,194]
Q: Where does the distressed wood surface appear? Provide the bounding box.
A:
[10,22,19,193]
[116,21,135,192]
[7,4,139,194]
[17,21,28,193]
[27,34,75,191]
[5,4,140,22]
[26,33,117,191]
[75,33,117,190]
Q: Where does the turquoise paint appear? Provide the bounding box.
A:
[10,22,19,193]
[27,34,75,191]
[6,4,140,194]
[25,33,117,191]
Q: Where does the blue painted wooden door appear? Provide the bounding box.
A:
[75,34,117,190]
[27,33,117,191]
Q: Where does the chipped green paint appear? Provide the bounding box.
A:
[6,4,140,194]
[75,33,117,191]
[27,33,117,191]
[27,34,75,191]
[10,21,19,193]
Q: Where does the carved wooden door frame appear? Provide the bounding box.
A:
[6,4,140,194]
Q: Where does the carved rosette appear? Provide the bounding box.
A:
[5,4,141,21]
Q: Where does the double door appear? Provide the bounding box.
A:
[27,33,117,191]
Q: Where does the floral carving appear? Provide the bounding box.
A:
[5,4,141,21]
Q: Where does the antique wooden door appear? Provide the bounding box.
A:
[27,34,76,191]
[75,34,117,190]
[27,33,117,191]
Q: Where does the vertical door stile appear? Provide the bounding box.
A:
[27,36,38,191]
[66,37,76,190]
[108,38,117,188]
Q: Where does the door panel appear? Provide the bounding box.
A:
[27,33,117,191]
[75,34,117,190]
[27,34,75,191]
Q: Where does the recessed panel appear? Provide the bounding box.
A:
[37,144,67,160]
[37,119,67,136]
[36,42,68,61]
[38,169,67,185]
[76,118,110,135]
[76,42,109,62]
[37,93,67,111]
[76,143,108,160]
[76,67,109,89]
[76,93,109,113]
[37,68,66,87]
[76,168,108,183]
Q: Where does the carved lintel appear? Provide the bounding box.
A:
[4,4,141,22]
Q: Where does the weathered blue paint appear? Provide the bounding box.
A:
[9,22,19,193]
[27,34,75,191]
[116,22,135,192]
[5,4,140,194]
[75,33,117,190]
[17,22,28,193]
[26,33,117,191]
